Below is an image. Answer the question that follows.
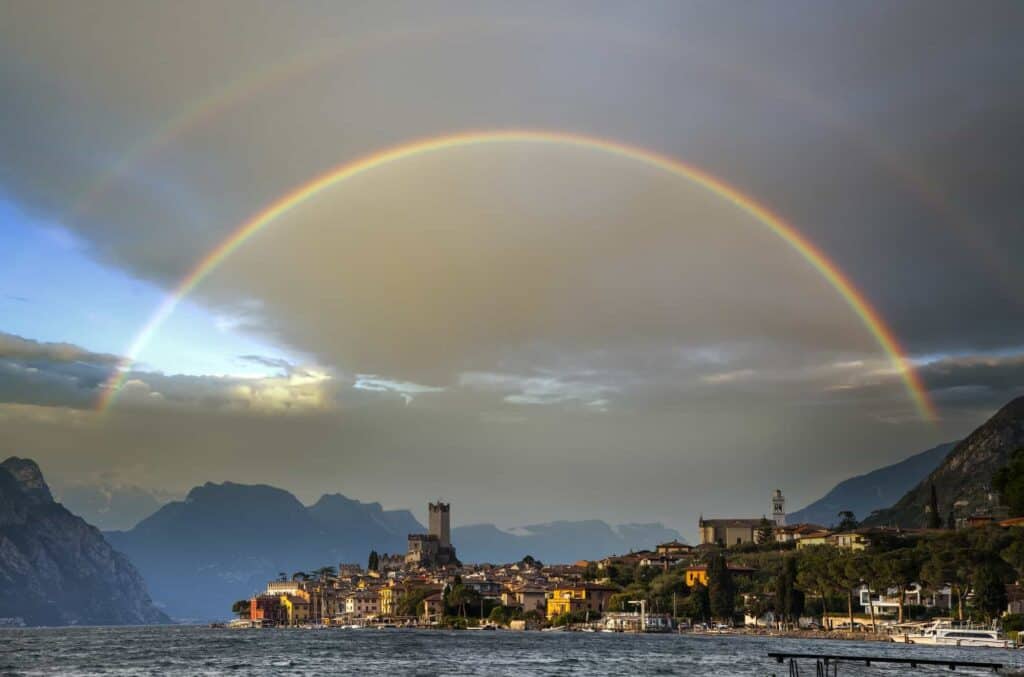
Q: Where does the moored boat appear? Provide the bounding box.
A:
[904,621,1015,649]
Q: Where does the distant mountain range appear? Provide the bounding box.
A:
[452,521,681,566]
[0,457,168,626]
[865,396,1024,527]
[106,481,682,621]
[788,442,956,526]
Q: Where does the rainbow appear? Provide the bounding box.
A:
[97,129,938,420]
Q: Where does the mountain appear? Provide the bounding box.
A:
[0,457,168,626]
[107,482,419,621]
[107,480,683,620]
[452,520,683,564]
[865,396,1024,528]
[787,442,956,526]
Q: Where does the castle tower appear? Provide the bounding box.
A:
[428,501,450,547]
[772,489,786,527]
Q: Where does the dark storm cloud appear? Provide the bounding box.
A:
[1,1,1023,535]
[0,332,117,407]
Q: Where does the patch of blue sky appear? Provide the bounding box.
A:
[0,198,298,378]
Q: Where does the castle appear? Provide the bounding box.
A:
[405,501,458,568]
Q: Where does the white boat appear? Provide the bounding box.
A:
[905,621,1015,649]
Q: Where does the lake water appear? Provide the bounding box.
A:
[2,626,1022,676]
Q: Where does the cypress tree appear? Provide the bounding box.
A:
[927,484,942,529]
[708,552,736,623]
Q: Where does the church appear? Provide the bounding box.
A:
[698,490,786,546]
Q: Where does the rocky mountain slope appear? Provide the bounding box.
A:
[788,441,956,526]
[108,480,682,620]
[0,457,168,626]
[865,396,1024,527]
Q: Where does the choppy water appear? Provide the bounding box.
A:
[2,626,1023,676]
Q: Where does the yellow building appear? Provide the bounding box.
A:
[378,585,400,617]
[545,584,617,620]
[827,532,869,550]
[684,564,756,587]
[795,530,831,549]
[280,592,311,626]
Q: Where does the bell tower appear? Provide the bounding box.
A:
[772,489,786,527]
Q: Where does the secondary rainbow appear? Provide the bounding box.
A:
[97,129,938,420]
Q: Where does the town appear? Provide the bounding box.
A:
[229,491,1024,644]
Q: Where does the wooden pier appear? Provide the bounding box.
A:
[768,651,1004,675]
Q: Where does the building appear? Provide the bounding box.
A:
[772,489,786,526]
[406,501,458,568]
[502,585,548,615]
[266,580,303,595]
[684,564,756,587]
[774,523,828,544]
[429,501,451,547]
[344,590,380,619]
[655,540,694,557]
[337,563,363,578]
[827,531,870,551]
[698,490,787,546]
[250,591,311,627]
[795,529,832,549]
[421,591,445,623]
[545,584,618,620]
[698,518,763,546]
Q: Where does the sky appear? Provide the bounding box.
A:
[1,1,1023,540]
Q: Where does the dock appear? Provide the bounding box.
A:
[768,651,1004,675]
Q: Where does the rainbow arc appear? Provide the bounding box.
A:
[97,130,937,421]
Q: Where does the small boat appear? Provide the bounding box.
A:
[905,621,1015,649]
[541,625,567,632]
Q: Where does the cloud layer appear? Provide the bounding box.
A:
[2,2,1023,536]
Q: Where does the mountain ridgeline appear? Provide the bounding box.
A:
[106,481,682,621]
[787,442,956,526]
[865,396,1024,528]
[0,457,168,626]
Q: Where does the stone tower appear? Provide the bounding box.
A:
[428,501,451,547]
[772,489,786,527]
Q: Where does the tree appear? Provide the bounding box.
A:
[920,539,970,620]
[993,448,1024,517]
[756,516,775,545]
[851,552,883,633]
[774,556,804,626]
[314,565,336,581]
[946,509,957,530]
[927,484,942,529]
[707,552,736,623]
[835,511,859,532]
[291,571,308,582]
[685,583,710,622]
[231,599,251,617]
[973,561,1008,622]
[828,551,860,631]
[445,583,480,619]
[878,548,919,623]
[520,555,542,568]
[796,546,837,625]
[368,550,379,572]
